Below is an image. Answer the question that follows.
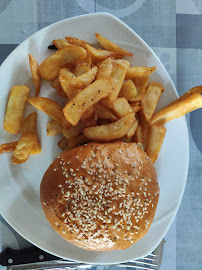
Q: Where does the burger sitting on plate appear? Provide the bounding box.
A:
[40,141,159,251]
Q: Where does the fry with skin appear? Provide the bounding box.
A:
[169,86,202,106]
[146,125,166,163]
[112,98,132,118]
[69,134,90,149]
[63,121,84,140]
[74,63,91,77]
[4,85,29,134]
[83,112,135,142]
[151,93,202,125]
[132,75,150,101]
[119,80,137,101]
[63,78,116,126]
[28,54,41,96]
[69,66,98,88]
[125,66,156,80]
[133,125,143,144]
[126,120,138,139]
[52,39,70,50]
[0,142,18,154]
[47,120,63,136]
[96,57,114,79]
[94,103,117,121]
[57,137,69,150]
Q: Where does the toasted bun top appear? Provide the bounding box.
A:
[40,142,159,251]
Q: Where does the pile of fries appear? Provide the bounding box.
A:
[1,33,202,164]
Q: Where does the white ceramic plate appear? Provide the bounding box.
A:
[0,13,189,264]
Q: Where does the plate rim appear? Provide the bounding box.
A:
[0,12,189,264]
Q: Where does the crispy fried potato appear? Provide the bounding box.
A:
[56,84,67,98]
[0,141,18,154]
[146,125,166,163]
[151,93,202,125]
[51,78,60,89]
[4,85,29,134]
[57,137,69,150]
[39,45,87,81]
[65,36,88,47]
[59,68,79,99]
[27,97,70,129]
[22,112,41,154]
[112,98,132,118]
[83,112,135,142]
[52,39,70,50]
[81,106,98,127]
[133,125,143,144]
[139,110,150,147]
[74,63,91,77]
[69,66,98,88]
[169,86,202,106]
[130,104,141,113]
[101,59,130,107]
[119,80,137,101]
[125,66,156,80]
[96,57,114,79]
[132,75,150,101]
[63,78,116,125]
[63,121,84,140]
[28,54,41,96]
[141,82,165,121]
[95,33,133,56]
[47,120,63,136]
[94,103,117,121]
[69,134,90,149]
[126,120,138,139]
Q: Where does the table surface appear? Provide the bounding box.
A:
[0,1,201,270]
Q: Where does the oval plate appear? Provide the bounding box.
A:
[0,13,189,264]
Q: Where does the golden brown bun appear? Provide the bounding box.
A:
[40,142,159,251]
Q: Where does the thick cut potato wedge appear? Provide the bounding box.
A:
[95,33,133,56]
[101,59,130,107]
[83,112,135,142]
[56,84,67,98]
[4,85,29,134]
[69,134,89,149]
[74,63,91,77]
[65,36,88,47]
[47,120,63,136]
[63,121,84,140]
[22,112,41,154]
[133,125,143,144]
[141,82,165,121]
[112,98,132,118]
[28,54,41,96]
[138,110,150,147]
[27,97,70,129]
[169,86,202,106]
[146,125,166,163]
[96,57,114,79]
[51,78,60,89]
[126,120,138,139]
[125,66,156,80]
[81,106,98,127]
[59,69,80,99]
[151,93,202,125]
[63,78,116,126]
[39,45,87,81]
[52,39,70,50]
[119,80,137,101]
[94,103,117,121]
[130,103,141,113]
[0,141,18,154]
[57,137,69,150]
[69,66,98,88]
[132,75,150,101]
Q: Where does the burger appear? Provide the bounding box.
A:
[40,141,159,251]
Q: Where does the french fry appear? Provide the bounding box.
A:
[63,78,116,126]
[81,106,98,127]
[119,80,137,101]
[47,120,63,136]
[39,45,87,81]
[65,36,88,48]
[145,125,166,163]
[151,93,202,125]
[133,125,143,144]
[63,121,84,140]
[22,112,41,155]
[4,85,29,134]
[56,84,67,98]
[112,98,132,118]
[69,66,98,88]
[51,78,60,89]
[59,68,79,99]
[139,110,150,147]
[125,66,156,80]
[83,112,135,142]
[69,134,90,149]
[96,57,114,79]
[101,59,130,107]
[94,103,117,121]
[74,62,91,77]
[141,82,165,121]
[95,33,133,56]
[130,104,141,113]
[0,141,18,154]
[52,39,70,50]
[28,54,41,96]
[57,137,69,150]
[27,97,70,129]
[132,75,150,101]
[169,86,202,106]
[126,120,138,139]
